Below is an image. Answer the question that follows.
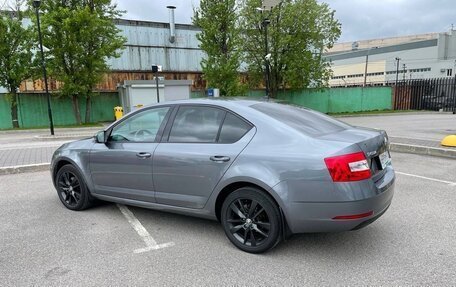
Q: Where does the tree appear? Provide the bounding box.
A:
[193,0,246,97]
[241,0,341,96]
[35,0,126,124]
[0,2,34,128]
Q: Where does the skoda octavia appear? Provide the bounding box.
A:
[51,99,395,253]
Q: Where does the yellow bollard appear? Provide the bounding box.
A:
[441,135,456,147]
[114,106,123,121]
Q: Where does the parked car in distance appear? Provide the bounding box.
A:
[51,99,395,253]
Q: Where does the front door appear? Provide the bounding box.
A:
[90,106,171,202]
[153,105,254,208]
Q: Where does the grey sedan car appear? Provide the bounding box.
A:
[51,99,395,253]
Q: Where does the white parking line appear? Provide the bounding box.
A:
[396,171,456,186]
[117,204,175,253]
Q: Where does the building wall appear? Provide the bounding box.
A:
[15,19,206,93]
[327,31,456,87]
[108,19,204,72]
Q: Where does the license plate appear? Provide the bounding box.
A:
[379,151,391,169]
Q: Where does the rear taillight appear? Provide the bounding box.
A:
[324,152,371,182]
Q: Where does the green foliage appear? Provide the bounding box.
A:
[33,0,126,123]
[193,0,247,97]
[0,11,33,92]
[241,0,341,96]
[0,9,34,128]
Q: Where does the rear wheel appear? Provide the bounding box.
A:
[221,187,282,253]
[55,164,94,211]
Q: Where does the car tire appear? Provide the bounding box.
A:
[55,164,94,211]
[221,187,282,253]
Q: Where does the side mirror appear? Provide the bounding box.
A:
[95,131,106,143]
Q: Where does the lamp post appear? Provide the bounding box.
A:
[395,57,401,87]
[263,19,271,101]
[256,7,271,100]
[33,0,54,135]
[363,46,378,87]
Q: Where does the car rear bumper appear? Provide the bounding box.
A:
[276,167,395,234]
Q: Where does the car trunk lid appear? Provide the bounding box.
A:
[317,127,390,180]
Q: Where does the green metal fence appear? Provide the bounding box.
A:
[1,87,393,129]
[276,87,393,113]
[193,87,393,113]
[0,93,120,129]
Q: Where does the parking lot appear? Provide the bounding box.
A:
[1,151,455,286]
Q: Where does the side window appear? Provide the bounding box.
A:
[219,113,252,143]
[168,106,225,143]
[109,107,170,142]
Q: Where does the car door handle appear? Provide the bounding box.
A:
[210,155,230,162]
[136,152,152,159]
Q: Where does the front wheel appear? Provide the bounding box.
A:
[221,187,282,253]
[55,164,94,211]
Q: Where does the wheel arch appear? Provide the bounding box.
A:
[214,180,284,222]
[52,157,83,184]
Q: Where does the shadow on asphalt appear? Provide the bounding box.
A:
[89,201,385,258]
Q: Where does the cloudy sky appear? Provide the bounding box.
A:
[115,0,456,43]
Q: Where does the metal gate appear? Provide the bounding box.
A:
[393,77,456,112]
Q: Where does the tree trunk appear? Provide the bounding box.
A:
[10,92,19,128]
[84,96,91,124]
[71,95,82,125]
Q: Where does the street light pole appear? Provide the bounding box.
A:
[263,19,271,101]
[363,53,369,87]
[33,0,54,135]
[395,57,400,86]
[402,64,406,81]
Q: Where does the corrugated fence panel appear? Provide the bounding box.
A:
[0,93,119,129]
[277,87,392,113]
[0,95,12,129]
[278,89,330,113]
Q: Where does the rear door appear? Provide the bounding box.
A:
[153,105,254,208]
[90,106,172,202]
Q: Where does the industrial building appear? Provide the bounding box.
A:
[4,6,456,93]
[326,30,456,87]
[17,6,207,93]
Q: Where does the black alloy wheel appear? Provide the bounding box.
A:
[55,164,93,211]
[221,187,282,253]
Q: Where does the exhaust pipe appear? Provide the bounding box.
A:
[167,5,176,43]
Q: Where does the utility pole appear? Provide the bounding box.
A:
[33,0,54,135]
[402,64,407,81]
[363,53,369,87]
[152,65,160,103]
[395,57,400,86]
[256,7,271,100]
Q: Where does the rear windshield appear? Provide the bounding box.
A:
[251,103,351,136]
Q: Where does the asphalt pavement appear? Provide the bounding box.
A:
[0,152,455,286]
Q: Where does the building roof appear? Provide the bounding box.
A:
[325,39,438,61]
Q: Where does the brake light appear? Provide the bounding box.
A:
[324,152,371,182]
